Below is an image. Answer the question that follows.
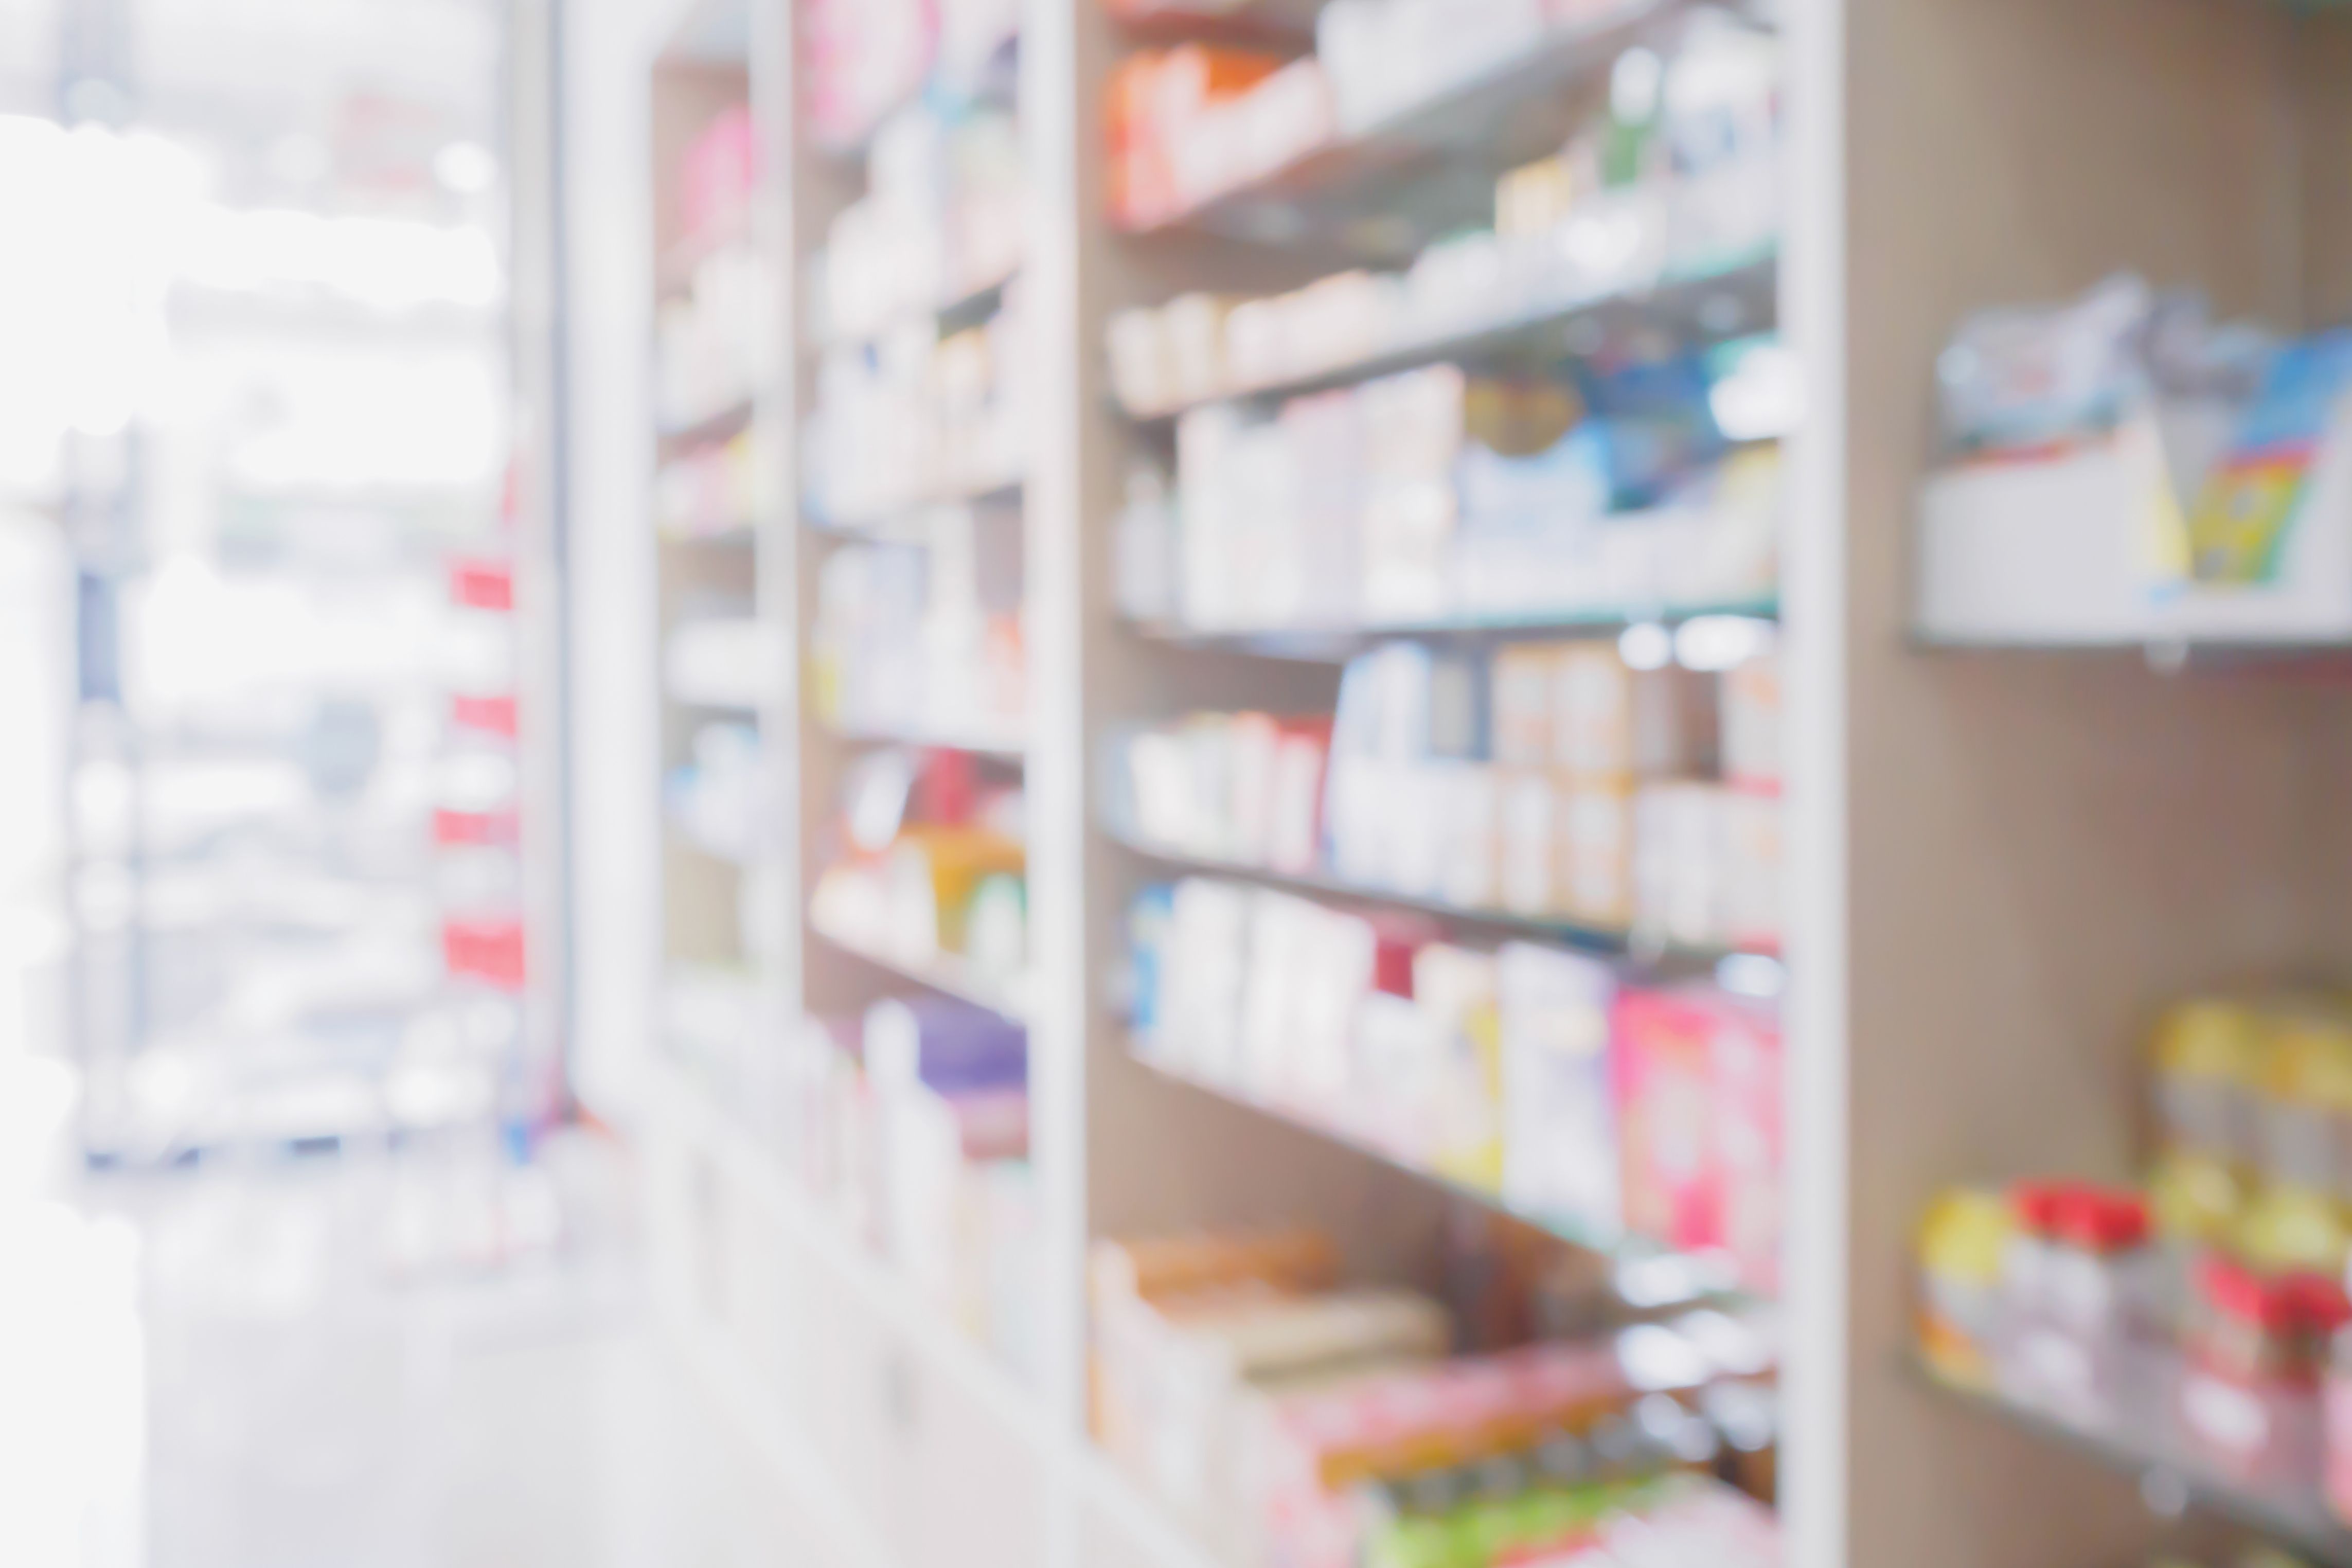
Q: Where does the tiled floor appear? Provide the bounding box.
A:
[9,1129,808,1568]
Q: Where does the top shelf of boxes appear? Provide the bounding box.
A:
[1106,0,1777,263]
[1103,3,1790,648]
[1104,0,1781,430]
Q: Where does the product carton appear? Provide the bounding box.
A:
[1151,1289,1452,1541]
[1435,762,1502,911]
[1722,787,1782,952]
[1721,648,1781,791]
[1614,986,1783,1291]
[1550,643,1719,782]
[1417,945,1505,1191]
[1499,943,1620,1241]
[1557,780,1636,928]
[1268,720,1331,874]
[1490,644,1562,768]
[1632,783,1727,949]
[1497,769,1560,918]
[1166,877,1251,1079]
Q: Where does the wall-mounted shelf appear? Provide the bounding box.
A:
[1110,829,1770,968]
[1115,251,1777,424]
[808,915,1034,1023]
[807,477,1025,539]
[657,396,755,449]
[1122,600,1779,661]
[1115,0,1671,254]
[656,524,759,547]
[821,718,1029,761]
[1921,1360,2352,1568]
[1128,1042,1744,1309]
[819,271,1018,353]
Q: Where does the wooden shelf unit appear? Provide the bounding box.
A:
[574,0,2352,1565]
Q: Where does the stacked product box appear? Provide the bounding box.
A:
[1109,632,1780,952]
[1090,1224,1779,1567]
[1126,887,1783,1290]
[809,500,1027,742]
[789,1001,1042,1381]
[1113,357,1782,634]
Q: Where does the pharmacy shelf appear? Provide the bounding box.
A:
[807,477,1025,539]
[650,1057,1056,1456]
[1108,0,1318,45]
[657,395,755,449]
[1920,1359,2352,1568]
[1110,829,1774,969]
[1124,599,1780,661]
[1117,251,1778,424]
[819,270,1015,352]
[666,685,770,715]
[821,717,1027,761]
[808,912,1033,1022]
[1115,0,1670,253]
[1125,1042,1742,1308]
[657,525,759,547]
[653,1059,1224,1568]
[1910,629,2352,663]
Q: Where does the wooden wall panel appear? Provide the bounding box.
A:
[2300,11,2352,328]
[1841,2,2321,1565]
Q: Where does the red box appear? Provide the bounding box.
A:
[433,807,519,848]
[449,557,513,612]
[450,693,519,738]
[443,917,525,989]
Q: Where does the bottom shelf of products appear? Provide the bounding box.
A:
[653,1047,1787,1568]
[1087,1210,1780,1568]
[648,1054,1049,1442]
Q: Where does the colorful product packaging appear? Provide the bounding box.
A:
[1418,945,1506,1192]
[1615,986,1783,1292]
[1499,943,1622,1244]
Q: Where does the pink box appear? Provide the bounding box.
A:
[1613,986,1783,1293]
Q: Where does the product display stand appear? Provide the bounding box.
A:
[596,0,2352,1565]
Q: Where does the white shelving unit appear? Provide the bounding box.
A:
[618,1,1805,1565]
[572,0,2352,1564]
